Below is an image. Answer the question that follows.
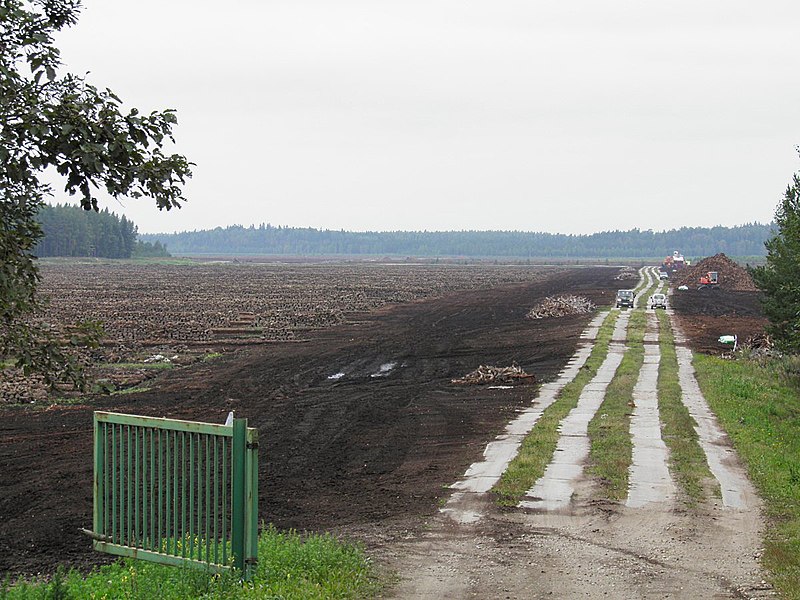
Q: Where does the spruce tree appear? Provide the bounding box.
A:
[751,150,800,352]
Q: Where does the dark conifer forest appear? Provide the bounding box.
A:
[35,204,772,259]
[34,204,168,258]
[140,222,773,259]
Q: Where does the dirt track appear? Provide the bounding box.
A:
[388,269,769,599]
[0,264,771,598]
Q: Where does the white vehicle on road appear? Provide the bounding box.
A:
[650,293,667,309]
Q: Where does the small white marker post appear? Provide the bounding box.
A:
[718,334,738,352]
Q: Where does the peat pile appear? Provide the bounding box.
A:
[673,254,758,291]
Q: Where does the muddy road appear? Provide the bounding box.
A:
[0,266,618,576]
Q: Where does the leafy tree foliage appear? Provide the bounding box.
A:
[1,0,191,386]
[751,152,800,353]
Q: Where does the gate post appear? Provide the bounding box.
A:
[231,418,245,574]
[245,425,259,579]
[92,414,105,543]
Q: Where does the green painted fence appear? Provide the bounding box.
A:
[85,411,258,579]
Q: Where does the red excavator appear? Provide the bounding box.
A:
[698,271,719,289]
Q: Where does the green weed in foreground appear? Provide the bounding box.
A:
[111,386,152,396]
[0,525,380,600]
[655,310,717,504]
[586,310,646,499]
[492,310,619,506]
[693,353,800,598]
[103,362,174,370]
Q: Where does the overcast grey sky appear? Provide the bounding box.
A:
[54,0,800,235]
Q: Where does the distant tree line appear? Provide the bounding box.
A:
[140,222,773,259]
[34,204,169,258]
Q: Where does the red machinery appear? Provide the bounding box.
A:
[698,271,719,288]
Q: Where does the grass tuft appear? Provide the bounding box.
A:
[103,362,174,370]
[0,525,381,599]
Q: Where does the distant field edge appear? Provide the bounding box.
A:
[37,253,767,265]
[91,253,685,264]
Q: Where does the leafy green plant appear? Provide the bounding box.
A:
[1,0,191,389]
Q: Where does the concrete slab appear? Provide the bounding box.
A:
[580,311,608,340]
[520,332,627,511]
[441,315,609,522]
[627,313,675,508]
[674,343,754,509]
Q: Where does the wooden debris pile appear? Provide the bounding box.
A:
[451,364,536,385]
[526,295,596,319]
[744,333,773,349]
[615,267,639,281]
[673,253,759,291]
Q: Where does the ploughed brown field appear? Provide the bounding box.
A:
[0,261,766,576]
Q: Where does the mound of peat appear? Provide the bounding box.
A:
[673,253,758,291]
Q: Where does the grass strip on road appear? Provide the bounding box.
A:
[634,270,655,309]
[586,310,645,500]
[693,353,800,599]
[655,310,717,504]
[0,525,381,600]
[492,309,620,506]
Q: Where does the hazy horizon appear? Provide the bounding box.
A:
[52,1,800,235]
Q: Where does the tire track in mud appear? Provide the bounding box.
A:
[518,310,630,510]
[626,269,675,507]
[626,309,675,507]
[389,267,769,599]
[441,310,607,524]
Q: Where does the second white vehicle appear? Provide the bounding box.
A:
[650,293,667,309]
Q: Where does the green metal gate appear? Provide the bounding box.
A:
[85,411,258,579]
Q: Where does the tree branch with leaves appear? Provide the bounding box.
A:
[1,0,192,387]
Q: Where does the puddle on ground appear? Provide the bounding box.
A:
[370,362,397,378]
